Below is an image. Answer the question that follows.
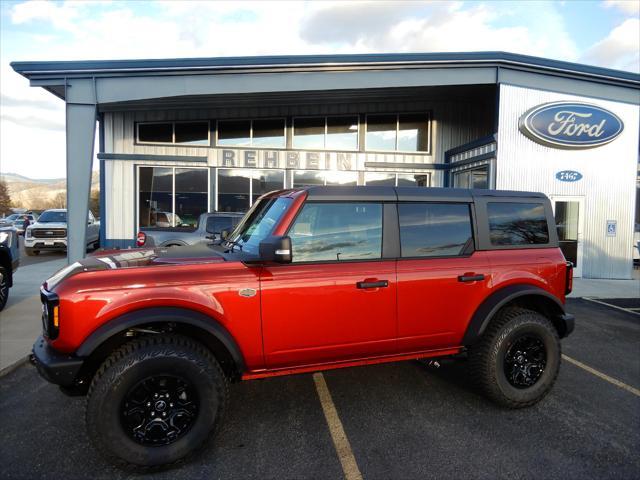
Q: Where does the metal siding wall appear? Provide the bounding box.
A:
[497,84,639,279]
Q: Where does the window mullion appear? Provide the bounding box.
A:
[172,167,176,227]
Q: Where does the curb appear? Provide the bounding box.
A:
[0,355,30,378]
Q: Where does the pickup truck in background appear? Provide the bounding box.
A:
[137,212,243,248]
[24,209,100,256]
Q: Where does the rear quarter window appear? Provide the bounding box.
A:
[487,202,549,246]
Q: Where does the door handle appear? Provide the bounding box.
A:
[458,274,485,283]
[356,280,389,289]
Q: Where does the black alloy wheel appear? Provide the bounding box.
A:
[121,375,199,446]
[503,334,547,389]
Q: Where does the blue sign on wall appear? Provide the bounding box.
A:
[519,102,624,149]
[555,170,583,182]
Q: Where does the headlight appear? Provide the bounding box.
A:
[25,228,32,238]
[0,231,8,245]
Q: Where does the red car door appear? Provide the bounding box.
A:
[260,201,397,369]
[395,202,491,352]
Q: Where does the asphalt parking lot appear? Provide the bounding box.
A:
[0,298,638,480]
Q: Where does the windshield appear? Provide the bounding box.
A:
[38,211,67,223]
[5,214,20,221]
[226,197,291,254]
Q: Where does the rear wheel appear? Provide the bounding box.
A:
[85,335,228,471]
[468,307,560,408]
[0,266,8,311]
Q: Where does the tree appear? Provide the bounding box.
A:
[0,180,12,216]
[50,191,66,209]
[89,189,100,218]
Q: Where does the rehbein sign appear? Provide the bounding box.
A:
[519,102,623,149]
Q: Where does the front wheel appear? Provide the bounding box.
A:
[25,248,39,256]
[468,308,561,408]
[85,335,228,471]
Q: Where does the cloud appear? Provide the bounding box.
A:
[1,113,64,131]
[604,0,640,16]
[0,94,60,110]
[582,18,640,72]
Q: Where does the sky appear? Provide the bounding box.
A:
[0,0,638,179]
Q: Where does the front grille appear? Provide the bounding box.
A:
[32,228,66,239]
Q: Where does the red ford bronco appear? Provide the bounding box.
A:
[33,186,574,469]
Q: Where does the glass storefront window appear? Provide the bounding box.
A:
[325,171,358,186]
[174,122,209,146]
[139,167,208,228]
[293,117,325,149]
[398,114,429,152]
[217,120,251,147]
[453,167,488,189]
[175,168,208,227]
[218,169,251,212]
[250,170,286,204]
[366,115,396,151]
[326,116,358,151]
[138,123,173,143]
[364,172,396,186]
[252,119,285,148]
[293,170,325,187]
[397,174,430,187]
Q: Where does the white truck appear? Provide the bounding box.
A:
[24,209,100,256]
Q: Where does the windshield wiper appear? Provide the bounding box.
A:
[224,239,243,252]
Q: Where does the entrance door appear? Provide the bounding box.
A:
[552,196,584,277]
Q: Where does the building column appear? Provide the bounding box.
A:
[66,103,97,264]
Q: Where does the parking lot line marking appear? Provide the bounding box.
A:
[582,297,640,317]
[562,354,640,397]
[313,373,363,480]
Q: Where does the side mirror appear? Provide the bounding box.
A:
[220,230,229,240]
[258,235,292,264]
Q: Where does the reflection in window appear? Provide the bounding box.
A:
[326,116,358,150]
[366,113,429,152]
[366,115,396,151]
[289,203,383,262]
[217,120,251,147]
[251,170,286,204]
[252,119,285,148]
[293,117,325,149]
[488,203,549,246]
[218,169,251,212]
[218,169,285,213]
[399,203,472,257]
[364,172,396,186]
[325,171,357,186]
[139,167,208,228]
[454,167,488,189]
[397,174,430,187]
[293,170,325,187]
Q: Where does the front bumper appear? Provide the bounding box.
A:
[25,241,67,251]
[558,313,575,338]
[32,336,84,387]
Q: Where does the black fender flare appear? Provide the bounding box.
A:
[75,307,245,372]
[0,247,13,287]
[462,284,568,345]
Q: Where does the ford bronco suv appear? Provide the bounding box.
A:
[32,186,574,470]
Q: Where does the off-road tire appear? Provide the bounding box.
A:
[25,248,39,256]
[85,335,229,471]
[468,307,560,408]
[0,266,8,311]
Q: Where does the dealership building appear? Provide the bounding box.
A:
[11,52,640,279]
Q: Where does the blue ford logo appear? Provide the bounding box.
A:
[519,102,623,149]
[555,170,582,182]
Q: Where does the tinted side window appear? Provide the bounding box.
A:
[399,203,472,257]
[289,203,382,262]
[488,202,549,246]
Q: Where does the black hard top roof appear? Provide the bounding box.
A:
[302,186,546,202]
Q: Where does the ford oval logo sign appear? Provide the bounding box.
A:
[556,170,583,182]
[519,102,623,149]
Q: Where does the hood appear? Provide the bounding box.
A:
[31,222,67,229]
[45,243,226,290]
